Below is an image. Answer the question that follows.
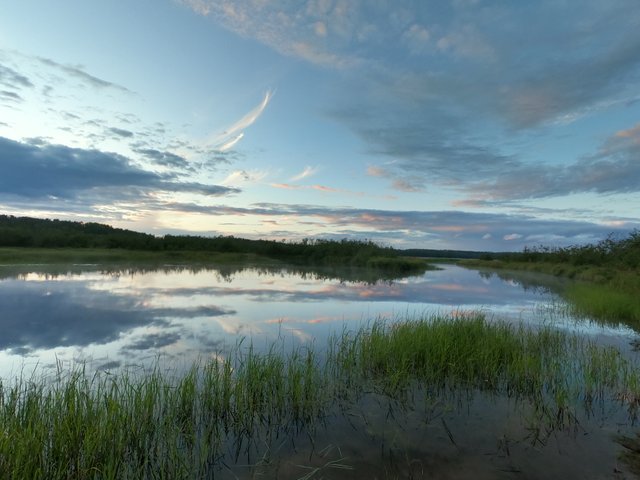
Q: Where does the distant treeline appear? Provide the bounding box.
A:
[412,232,640,267]
[0,215,423,271]
[399,248,505,260]
[504,232,640,269]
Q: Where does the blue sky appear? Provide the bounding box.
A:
[1,0,639,251]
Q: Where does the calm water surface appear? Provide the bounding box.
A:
[0,262,635,378]
[1,262,639,478]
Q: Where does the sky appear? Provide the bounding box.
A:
[0,0,639,251]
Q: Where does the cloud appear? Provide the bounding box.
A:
[217,133,244,152]
[158,181,239,196]
[350,112,518,183]
[0,281,167,353]
[231,91,272,134]
[115,268,556,308]
[0,136,238,201]
[131,201,638,251]
[348,99,640,201]
[311,185,339,193]
[366,165,386,177]
[121,332,181,351]
[0,58,33,105]
[461,122,640,202]
[181,2,640,202]
[35,56,133,93]
[314,21,327,37]
[0,136,156,199]
[134,148,190,168]
[436,24,495,60]
[391,178,423,193]
[0,63,34,89]
[221,169,267,186]
[180,1,362,68]
[108,127,134,138]
[208,90,273,151]
[290,165,319,182]
[269,182,369,197]
[403,24,430,54]
[503,234,523,241]
[271,183,300,190]
[0,90,22,103]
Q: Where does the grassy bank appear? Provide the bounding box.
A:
[1,314,638,479]
[459,232,640,328]
[564,282,640,324]
[0,247,273,266]
[462,258,640,328]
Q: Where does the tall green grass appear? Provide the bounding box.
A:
[564,282,640,325]
[1,313,638,478]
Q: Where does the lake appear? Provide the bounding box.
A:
[0,262,635,379]
[1,262,639,478]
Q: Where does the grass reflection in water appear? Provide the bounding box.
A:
[1,312,638,478]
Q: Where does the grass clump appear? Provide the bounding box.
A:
[1,314,639,478]
[564,282,640,324]
[334,314,639,408]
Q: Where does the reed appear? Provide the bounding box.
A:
[1,313,638,478]
[564,282,640,325]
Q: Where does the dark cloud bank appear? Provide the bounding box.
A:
[0,135,238,201]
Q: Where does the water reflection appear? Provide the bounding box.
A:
[0,263,634,379]
[221,390,635,479]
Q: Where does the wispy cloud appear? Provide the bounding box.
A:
[180,1,362,68]
[208,90,273,151]
[0,90,22,103]
[270,183,363,196]
[290,165,319,182]
[0,48,250,183]
[270,183,301,190]
[180,2,640,204]
[133,148,190,169]
[217,133,244,152]
[108,127,134,138]
[460,121,640,202]
[221,169,267,186]
[311,185,339,193]
[34,56,133,93]
[0,63,34,89]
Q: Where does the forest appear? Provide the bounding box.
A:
[0,215,423,271]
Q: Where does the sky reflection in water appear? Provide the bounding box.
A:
[0,263,634,379]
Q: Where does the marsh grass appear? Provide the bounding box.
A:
[460,258,640,331]
[1,313,639,478]
[564,282,640,325]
